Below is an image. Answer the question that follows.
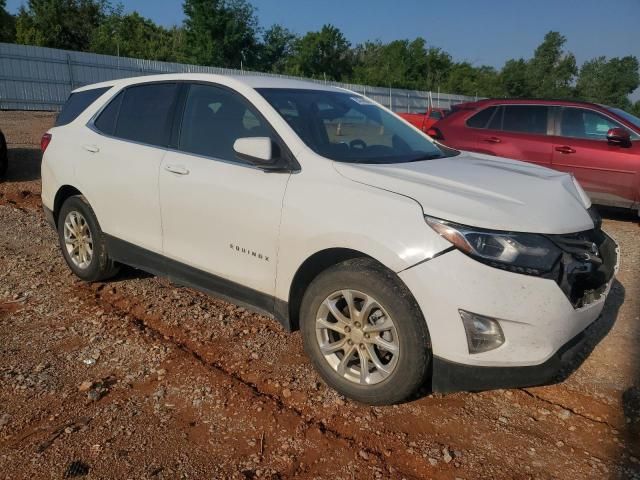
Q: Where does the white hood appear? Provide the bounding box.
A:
[334,151,595,234]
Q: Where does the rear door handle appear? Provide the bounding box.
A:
[164,165,190,175]
[555,146,576,154]
[483,136,502,144]
[83,144,100,153]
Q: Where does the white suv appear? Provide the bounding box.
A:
[41,74,619,404]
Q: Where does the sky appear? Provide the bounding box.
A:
[7,0,640,99]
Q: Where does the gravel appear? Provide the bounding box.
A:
[1,110,639,479]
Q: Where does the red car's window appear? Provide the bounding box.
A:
[560,108,624,140]
[466,106,498,129]
[502,106,549,135]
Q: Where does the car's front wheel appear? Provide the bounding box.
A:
[300,258,431,405]
[57,196,119,282]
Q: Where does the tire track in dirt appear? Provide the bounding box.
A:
[75,281,445,480]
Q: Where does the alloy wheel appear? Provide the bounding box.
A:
[63,210,94,270]
[315,289,399,385]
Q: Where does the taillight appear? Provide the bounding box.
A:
[426,127,443,140]
[41,133,52,153]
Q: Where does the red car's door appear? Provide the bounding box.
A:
[471,105,554,167]
[551,107,639,208]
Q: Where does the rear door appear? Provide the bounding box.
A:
[77,82,179,253]
[452,105,499,152]
[473,105,554,167]
[551,107,639,208]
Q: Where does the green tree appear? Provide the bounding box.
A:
[500,58,531,97]
[16,0,108,51]
[90,6,185,62]
[351,38,451,90]
[257,24,297,74]
[632,100,640,117]
[352,40,414,88]
[287,24,352,81]
[423,46,453,92]
[526,31,577,98]
[0,0,16,43]
[576,56,639,109]
[182,0,258,68]
[444,62,503,98]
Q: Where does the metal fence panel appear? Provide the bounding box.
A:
[0,42,478,112]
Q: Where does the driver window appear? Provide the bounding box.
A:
[560,108,622,141]
[179,84,272,161]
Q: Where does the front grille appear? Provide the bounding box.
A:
[546,227,617,308]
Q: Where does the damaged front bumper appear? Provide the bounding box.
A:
[399,228,620,394]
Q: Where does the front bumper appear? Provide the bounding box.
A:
[431,316,600,393]
[399,231,619,393]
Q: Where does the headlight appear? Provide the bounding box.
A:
[425,216,561,275]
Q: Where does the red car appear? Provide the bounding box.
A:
[430,99,640,214]
[398,107,449,133]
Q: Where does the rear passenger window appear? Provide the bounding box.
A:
[502,106,548,135]
[56,87,110,126]
[113,83,179,147]
[94,91,123,136]
[179,84,272,161]
[487,107,503,130]
[467,107,497,129]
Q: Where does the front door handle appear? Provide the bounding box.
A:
[164,165,190,175]
[555,146,576,154]
[483,136,502,144]
[83,144,100,153]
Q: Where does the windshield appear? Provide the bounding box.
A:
[606,106,640,129]
[257,88,455,164]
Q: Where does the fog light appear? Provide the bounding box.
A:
[459,310,505,354]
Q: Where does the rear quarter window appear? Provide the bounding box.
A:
[55,87,111,127]
[94,91,124,136]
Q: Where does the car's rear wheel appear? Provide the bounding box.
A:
[300,258,431,405]
[57,196,119,282]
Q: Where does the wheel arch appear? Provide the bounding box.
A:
[53,185,84,226]
[284,247,388,331]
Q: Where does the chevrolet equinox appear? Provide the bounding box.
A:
[41,74,619,404]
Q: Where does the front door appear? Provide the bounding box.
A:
[551,107,639,208]
[159,83,291,299]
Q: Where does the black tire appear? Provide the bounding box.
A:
[300,257,431,405]
[0,132,7,179]
[57,195,119,282]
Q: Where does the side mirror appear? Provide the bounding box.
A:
[233,137,291,172]
[234,137,273,163]
[606,127,631,147]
